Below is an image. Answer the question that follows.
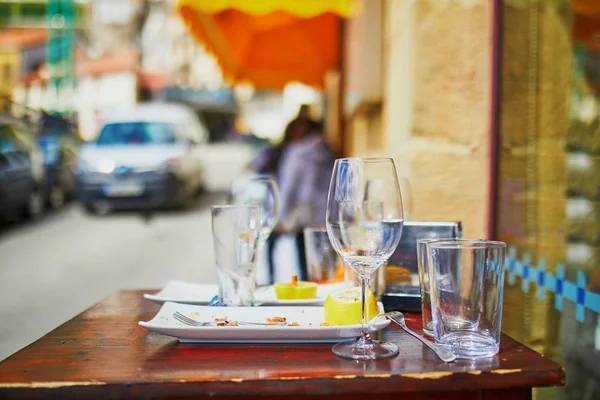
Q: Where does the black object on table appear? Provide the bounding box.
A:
[383,221,462,312]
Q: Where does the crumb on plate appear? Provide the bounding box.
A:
[216,321,239,327]
[267,316,287,323]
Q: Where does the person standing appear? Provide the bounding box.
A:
[250,106,335,283]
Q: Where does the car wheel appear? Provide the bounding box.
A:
[93,201,112,215]
[26,189,45,220]
[82,204,96,215]
[49,184,66,209]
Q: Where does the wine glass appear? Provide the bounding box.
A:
[228,176,280,245]
[326,158,404,360]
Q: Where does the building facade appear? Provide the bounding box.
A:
[341,0,493,238]
[340,1,599,398]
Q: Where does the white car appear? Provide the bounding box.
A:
[75,103,208,212]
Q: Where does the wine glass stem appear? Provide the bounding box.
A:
[360,274,371,343]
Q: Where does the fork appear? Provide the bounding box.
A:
[172,311,286,326]
[380,311,457,362]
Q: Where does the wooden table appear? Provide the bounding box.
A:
[0,290,564,400]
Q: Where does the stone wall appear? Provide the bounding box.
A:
[381,0,492,238]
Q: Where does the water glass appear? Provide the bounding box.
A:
[303,227,347,284]
[416,238,442,337]
[427,239,506,359]
[211,205,261,306]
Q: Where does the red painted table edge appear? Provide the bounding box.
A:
[0,289,566,399]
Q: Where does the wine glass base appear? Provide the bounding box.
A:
[332,339,399,360]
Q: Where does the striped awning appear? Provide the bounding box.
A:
[177,0,358,89]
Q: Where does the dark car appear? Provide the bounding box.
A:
[0,117,45,221]
[37,113,79,209]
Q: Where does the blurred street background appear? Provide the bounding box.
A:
[0,192,222,361]
[0,1,599,399]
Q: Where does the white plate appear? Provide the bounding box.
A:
[144,281,219,305]
[138,301,390,343]
[143,280,348,306]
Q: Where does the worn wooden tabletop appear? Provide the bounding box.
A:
[0,290,565,400]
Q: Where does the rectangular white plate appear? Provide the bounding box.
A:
[143,280,348,306]
[139,302,390,343]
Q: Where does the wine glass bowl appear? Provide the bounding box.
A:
[326,158,404,360]
[229,176,280,244]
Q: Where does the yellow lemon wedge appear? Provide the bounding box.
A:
[274,276,318,300]
[324,287,379,326]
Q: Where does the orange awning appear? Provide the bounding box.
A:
[574,0,600,20]
[177,0,357,90]
[573,0,600,42]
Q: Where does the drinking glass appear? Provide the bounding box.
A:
[427,239,506,359]
[211,205,261,306]
[326,158,404,360]
[303,227,348,284]
[229,176,280,245]
[416,238,444,337]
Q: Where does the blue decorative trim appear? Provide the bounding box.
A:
[506,247,599,322]
[537,258,546,301]
[555,264,565,311]
[577,272,586,322]
[522,253,531,293]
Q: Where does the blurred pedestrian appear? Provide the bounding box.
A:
[250,105,335,283]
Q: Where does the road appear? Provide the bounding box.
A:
[0,191,301,361]
[0,141,302,362]
[0,193,229,361]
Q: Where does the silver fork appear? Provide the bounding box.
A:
[380,311,457,362]
[172,311,286,326]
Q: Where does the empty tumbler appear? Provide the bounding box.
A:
[427,239,506,359]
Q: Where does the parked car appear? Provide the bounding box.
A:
[75,103,208,213]
[0,116,45,221]
[37,112,80,209]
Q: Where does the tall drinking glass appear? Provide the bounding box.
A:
[427,239,506,359]
[303,227,347,284]
[211,205,261,306]
[229,176,280,245]
[416,238,441,337]
[326,158,404,360]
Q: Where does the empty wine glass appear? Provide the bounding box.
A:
[326,158,404,360]
[228,176,280,245]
